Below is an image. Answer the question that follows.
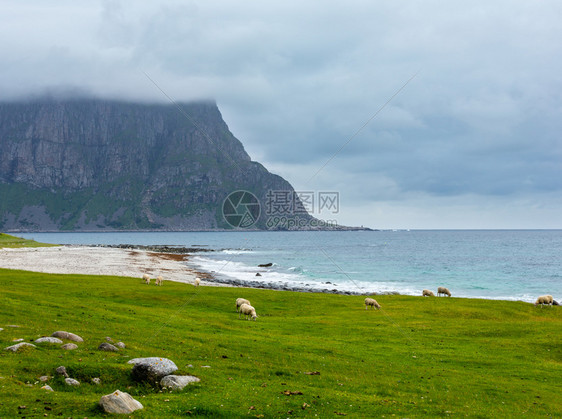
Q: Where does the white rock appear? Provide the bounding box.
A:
[41,385,54,392]
[35,337,63,344]
[51,331,84,342]
[4,342,36,352]
[92,377,101,385]
[99,390,143,414]
[160,375,201,390]
[61,343,78,350]
[65,378,80,386]
[115,342,126,349]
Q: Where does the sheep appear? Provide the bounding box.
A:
[194,278,201,287]
[142,274,150,285]
[155,275,163,286]
[535,295,553,307]
[236,298,251,312]
[365,297,381,310]
[238,303,257,320]
[422,289,435,297]
[437,287,451,297]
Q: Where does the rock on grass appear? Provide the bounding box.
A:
[4,342,36,352]
[51,331,84,342]
[161,375,200,390]
[99,390,143,414]
[128,357,178,382]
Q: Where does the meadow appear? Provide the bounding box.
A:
[0,235,561,417]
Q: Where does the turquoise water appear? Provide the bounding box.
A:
[19,230,562,302]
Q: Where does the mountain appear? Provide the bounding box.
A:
[0,98,320,231]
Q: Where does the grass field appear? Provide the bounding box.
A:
[1,264,561,418]
[0,233,57,248]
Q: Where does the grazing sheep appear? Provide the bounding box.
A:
[365,297,381,310]
[236,298,251,312]
[422,289,435,297]
[535,295,554,307]
[155,275,163,286]
[437,287,451,297]
[142,274,151,285]
[194,278,201,287]
[238,303,257,320]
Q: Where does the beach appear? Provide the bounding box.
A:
[0,245,217,286]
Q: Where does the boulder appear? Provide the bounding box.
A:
[115,342,126,349]
[64,378,80,386]
[41,385,54,392]
[61,343,78,350]
[129,357,178,382]
[51,331,84,342]
[99,390,143,414]
[35,337,63,344]
[55,366,69,378]
[98,342,119,352]
[161,375,200,390]
[39,376,51,382]
[4,342,36,352]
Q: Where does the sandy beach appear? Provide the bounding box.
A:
[0,245,216,286]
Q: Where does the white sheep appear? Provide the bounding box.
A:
[194,278,201,287]
[238,303,257,320]
[422,289,435,297]
[236,298,251,312]
[535,295,553,307]
[142,274,151,285]
[155,275,163,286]
[364,297,381,310]
[437,287,451,297]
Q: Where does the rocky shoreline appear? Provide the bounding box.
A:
[91,244,398,296]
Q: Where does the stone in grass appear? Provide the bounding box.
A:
[65,378,80,386]
[98,342,119,352]
[51,331,84,342]
[61,343,78,350]
[161,375,201,390]
[41,385,54,392]
[99,390,143,414]
[35,337,63,344]
[128,357,178,382]
[55,366,69,378]
[39,376,51,382]
[92,377,101,385]
[4,342,36,352]
[115,342,126,349]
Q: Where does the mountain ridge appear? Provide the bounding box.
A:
[0,98,325,231]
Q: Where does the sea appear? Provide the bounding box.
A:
[18,230,562,303]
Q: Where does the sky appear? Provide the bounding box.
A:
[1,1,561,229]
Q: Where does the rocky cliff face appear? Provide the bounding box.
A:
[0,98,314,231]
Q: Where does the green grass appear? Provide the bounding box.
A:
[0,268,561,418]
[0,233,57,248]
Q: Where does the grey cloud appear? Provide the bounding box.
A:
[1,0,561,227]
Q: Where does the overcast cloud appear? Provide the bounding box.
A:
[1,1,561,228]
